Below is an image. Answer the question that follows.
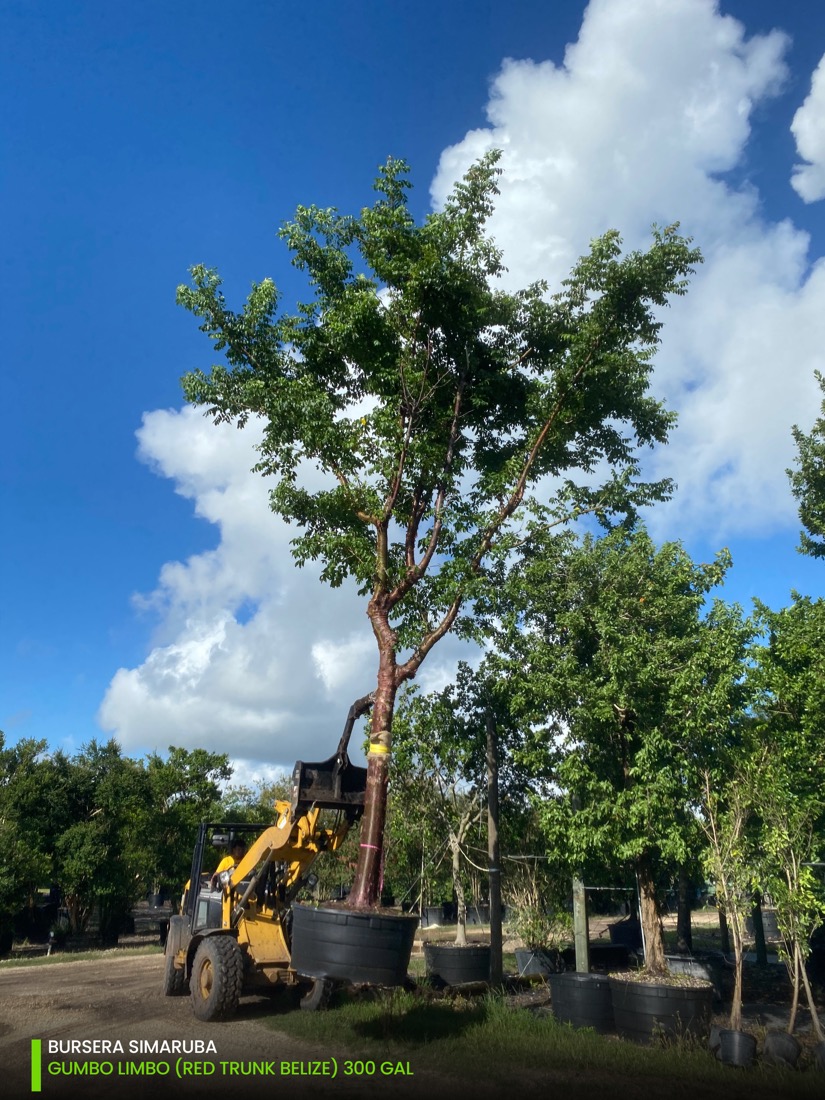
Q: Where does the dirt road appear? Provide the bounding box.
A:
[0,953,472,1100]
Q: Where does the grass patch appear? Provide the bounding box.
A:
[0,945,163,968]
[267,987,823,1097]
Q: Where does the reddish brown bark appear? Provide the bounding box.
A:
[347,601,398,909]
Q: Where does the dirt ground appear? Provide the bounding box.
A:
[0,929,821,1100]
[0,952,493,1100]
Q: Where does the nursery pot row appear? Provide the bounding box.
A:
[548,972,714,1042]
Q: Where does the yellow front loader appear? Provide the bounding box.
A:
[162,698,370,1020]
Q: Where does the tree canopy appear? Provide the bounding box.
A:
[789,370,825,558]
[178,152,701,905]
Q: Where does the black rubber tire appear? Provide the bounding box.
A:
[300,978,333,1012]
[162,948,187,996]
[190,936,243,1021]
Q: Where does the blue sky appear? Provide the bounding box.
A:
[3,0,825,779]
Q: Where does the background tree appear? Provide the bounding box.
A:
[392,681,489,944]
[749,596,825,1039]
[178,153,700,906]
[0,735,55,923]
[137,746,232,897]
[789,371,825,558]
[486,526,751,973]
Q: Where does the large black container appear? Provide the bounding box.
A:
[610,977,713,1043]
[549,972,614,1033]
[763,1029,801,1067]
[515,948,563,977]
[608,917,643,950]
[424,943,491,985]
[420,906,445,929]
[718,1029,757,1067]
[290,904,418,986]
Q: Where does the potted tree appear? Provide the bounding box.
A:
[392,685,493,987]
[507,866,569,978]
[179,153,701,980]
[749,598,825,1064]
[487,528,746,1041]
[700,767,759,1067]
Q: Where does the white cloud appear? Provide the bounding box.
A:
[433,0,824,539]
[99,407,478,768]
[102,0,825,767]
[791,53,825,203]
[98,407,376,768]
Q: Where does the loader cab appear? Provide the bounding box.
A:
[184,822,266,932]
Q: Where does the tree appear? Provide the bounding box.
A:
[699,759,758,1032]
[749,596,825,1039]
[789,371,825,558]
[53,740,151,936]
[487,526,751,973]
[138,746,232,896]
[178,153,701,906]
[392,680,489,945]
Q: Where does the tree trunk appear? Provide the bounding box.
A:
[451,834,467,946]
[637,861,665,974]
[486,713,502,986]
[788,941,801,1034]
[729,911,744,1031]
[347,640,396,909]
[676,867,692,953]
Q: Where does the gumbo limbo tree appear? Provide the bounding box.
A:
[178,153,700,908]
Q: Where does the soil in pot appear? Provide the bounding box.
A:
[718,1028,757,1068]
[762,1029,801,1068]
[424,942,491,986]
[548,972,614,1034]
[665,954,724,1001]
[290,903,418,986]
[609,975,713,1044]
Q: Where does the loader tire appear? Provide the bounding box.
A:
[190,936,243,1021]
[300,978,333,1012]
[162,948,187,996]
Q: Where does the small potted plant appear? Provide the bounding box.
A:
[508,875,569,978]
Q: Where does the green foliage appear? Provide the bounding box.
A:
[0,732,233,937]
[489,527,750,871]
[178,152,700,692]
[789,370,825,558]
[747,596,825,1035]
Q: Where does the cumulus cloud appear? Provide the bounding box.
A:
[98,407,375,767]
[433,0,823,539]
[102,0,825,766]
[99,407,475,767]
[791,53,825,202]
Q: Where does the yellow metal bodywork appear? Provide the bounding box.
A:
[214,800,351,980]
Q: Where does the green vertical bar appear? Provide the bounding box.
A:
[31,1039,41,1093]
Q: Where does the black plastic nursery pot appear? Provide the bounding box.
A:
[609,977,713,1044]
[514,948,563,977]
[718,1028,757,1068]
[290,903,418,986]
[762,1029,801,1068]
[548,972,614,1033]
[424,942,491,986]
